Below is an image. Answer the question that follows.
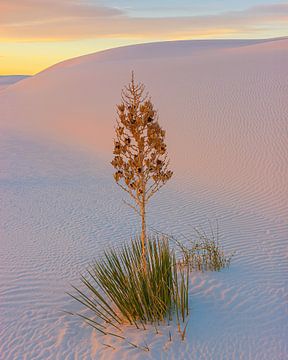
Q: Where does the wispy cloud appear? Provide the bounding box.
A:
[0,1,287,41]
[0,0,122,23]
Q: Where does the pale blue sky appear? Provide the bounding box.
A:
[98,0,285,17]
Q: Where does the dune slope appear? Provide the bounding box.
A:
[0,38,287,359]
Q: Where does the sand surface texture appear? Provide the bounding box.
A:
[0,38,287,359]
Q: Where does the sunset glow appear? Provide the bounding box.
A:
[0,0,287,357]
[0,0,287,74]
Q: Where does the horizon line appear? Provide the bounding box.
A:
[1,36,286,76]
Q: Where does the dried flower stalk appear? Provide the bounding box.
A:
[112,72,173,269]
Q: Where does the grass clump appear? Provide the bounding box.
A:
[68,235,189,340]
[176,224,233,272]
[151,222,233,272]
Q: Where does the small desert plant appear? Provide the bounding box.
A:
[152,223,233,272]
[177,236,232,272]
[68,235,189,340]
[111,73,173,270]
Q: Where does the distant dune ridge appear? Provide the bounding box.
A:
[0,75,30,91]
[0,38,287,359]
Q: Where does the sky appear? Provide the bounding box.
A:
[0,0,287,75]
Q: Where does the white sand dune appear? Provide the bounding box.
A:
[0,75,30,91]
[0,38,287,359]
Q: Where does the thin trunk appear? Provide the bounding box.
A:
[139,123,146,271]
[140,197,147,271]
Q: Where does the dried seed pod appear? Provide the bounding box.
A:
[117,104,125,112]
[117,126,124,135]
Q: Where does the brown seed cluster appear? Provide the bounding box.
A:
[111,73,173,204]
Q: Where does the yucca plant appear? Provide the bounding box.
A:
[111,73,173,270]
[68,235,189,340]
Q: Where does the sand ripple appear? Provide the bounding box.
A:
[0,38,287,359]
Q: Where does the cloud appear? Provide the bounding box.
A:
[0,0,122,23]
[0,1,287,41]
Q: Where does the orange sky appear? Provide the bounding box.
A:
[0,0,287,75]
